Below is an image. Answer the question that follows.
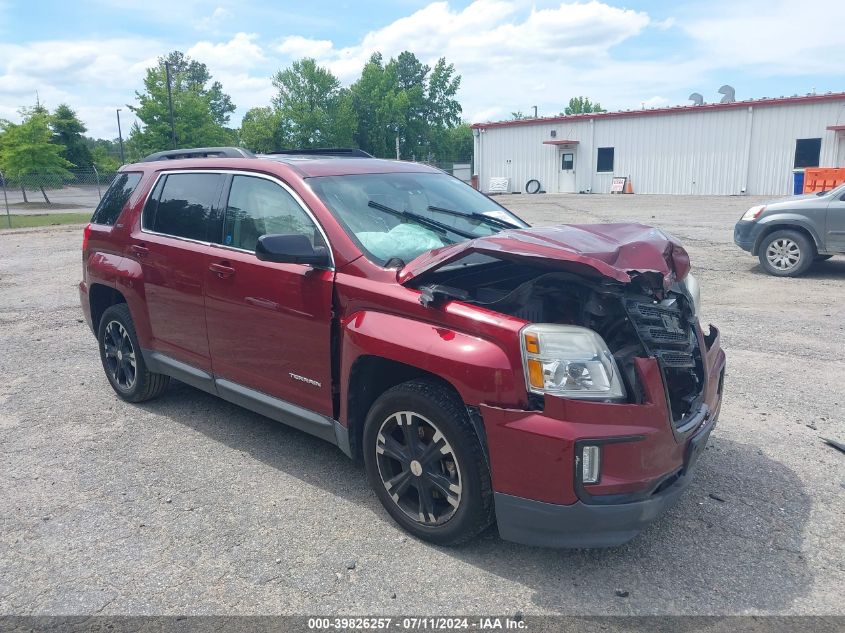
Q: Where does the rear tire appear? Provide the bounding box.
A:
[97,303,170,402]
[363,379,493,546]
[758,230,814,277]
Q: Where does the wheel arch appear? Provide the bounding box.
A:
[345,355,486,462]
[752,219,821,256]
[338,311,521,464]
[89,283,127,332]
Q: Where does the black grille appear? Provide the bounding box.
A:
[624,296,704,429]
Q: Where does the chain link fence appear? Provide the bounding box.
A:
[1,168,115,221]
[417,157,473,183]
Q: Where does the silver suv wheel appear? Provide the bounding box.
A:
[765,237,801,271]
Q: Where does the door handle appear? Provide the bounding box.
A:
[209,262,236,278]
[129,244,149,257]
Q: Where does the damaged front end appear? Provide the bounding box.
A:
[401,224,706,432]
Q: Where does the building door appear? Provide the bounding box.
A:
[558,150,576,193]
[837,135,845,167]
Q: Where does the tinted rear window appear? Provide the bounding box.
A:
[145,173,223,241]
[91,172,142,226]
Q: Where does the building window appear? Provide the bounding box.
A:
[561,153,574,170]
[794,138,821,168]
[597,147,614,173]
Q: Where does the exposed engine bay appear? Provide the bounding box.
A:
[413,259,705,425]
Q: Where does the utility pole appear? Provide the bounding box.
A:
[164,61,176,149]
[116,108,125,165]
[395,134,400,160]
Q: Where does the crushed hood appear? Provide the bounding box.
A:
[398,223,690,287]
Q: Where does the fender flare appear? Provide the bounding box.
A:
[338,310,521,425]
[753,215,824,255]
[86,253,152,346]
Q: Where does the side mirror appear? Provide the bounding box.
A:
[255,233,331,267]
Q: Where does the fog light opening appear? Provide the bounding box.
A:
[582,445,601,484]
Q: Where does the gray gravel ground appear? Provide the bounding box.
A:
[0,193,843,616]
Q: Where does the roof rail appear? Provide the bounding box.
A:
[141,147,255,162]
[266,148,374,158]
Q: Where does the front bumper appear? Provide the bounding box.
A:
[480,324,725,548]
[494,415,715,548]
[733,220,761,253]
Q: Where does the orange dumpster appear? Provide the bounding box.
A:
[803,167,845,193]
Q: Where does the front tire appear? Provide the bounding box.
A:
[363,379,494,546]
[758,230,814,277]
[97,303,170,402]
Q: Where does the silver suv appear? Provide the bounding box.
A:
[734,183,845,276]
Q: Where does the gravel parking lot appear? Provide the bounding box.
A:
[0,193,843,616]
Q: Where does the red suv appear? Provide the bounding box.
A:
[79,147,725,548]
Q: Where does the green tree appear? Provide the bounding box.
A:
[85,137,123,171]
[349,51,462,160]
[51,104,94,169]
[239,106,286,153]
[439,123,473,160]
[90,145,121,172]
[563,96,606,115]
[272,58,355,148]
[127,51,237,156]
[350,53,407,157]
[0,107,73,204]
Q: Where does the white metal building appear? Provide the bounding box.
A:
[471,92,845,196]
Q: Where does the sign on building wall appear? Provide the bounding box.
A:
[489,177,510,193]
[610,176,627,193]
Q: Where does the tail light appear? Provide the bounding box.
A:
[82,223,92,252]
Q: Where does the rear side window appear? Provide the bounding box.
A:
[143,173,224,242]
[91,172,142,225]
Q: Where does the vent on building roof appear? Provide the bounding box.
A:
[689,92,704,106]
[719,85,736,103]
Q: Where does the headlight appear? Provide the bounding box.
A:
[683,273,701,318]
[520,324,626,401]
[741,205,765,221]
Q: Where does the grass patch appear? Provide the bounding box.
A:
[1,213,91,229]
[9,201,89,210]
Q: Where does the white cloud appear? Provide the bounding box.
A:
[195,7,233,33]
[681,0,845,75]
[3,0,844,140]
[653,17,675,30]
[281,0,650,81]
[277,35,334,59]
[187,32,265,72]
[642,96,670,108]
[187,33,273,115]
[0,38,166,136]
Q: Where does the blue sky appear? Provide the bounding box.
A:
[1,0,843,139]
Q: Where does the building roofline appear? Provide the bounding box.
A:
[471,92,845,130]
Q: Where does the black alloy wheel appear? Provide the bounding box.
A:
[363,379,494,546]
[375,410,462,526]
[102,319,137,392]
[97,303,170,402]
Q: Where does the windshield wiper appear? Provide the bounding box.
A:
[427,205,522,230]
[367,201,476,240]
